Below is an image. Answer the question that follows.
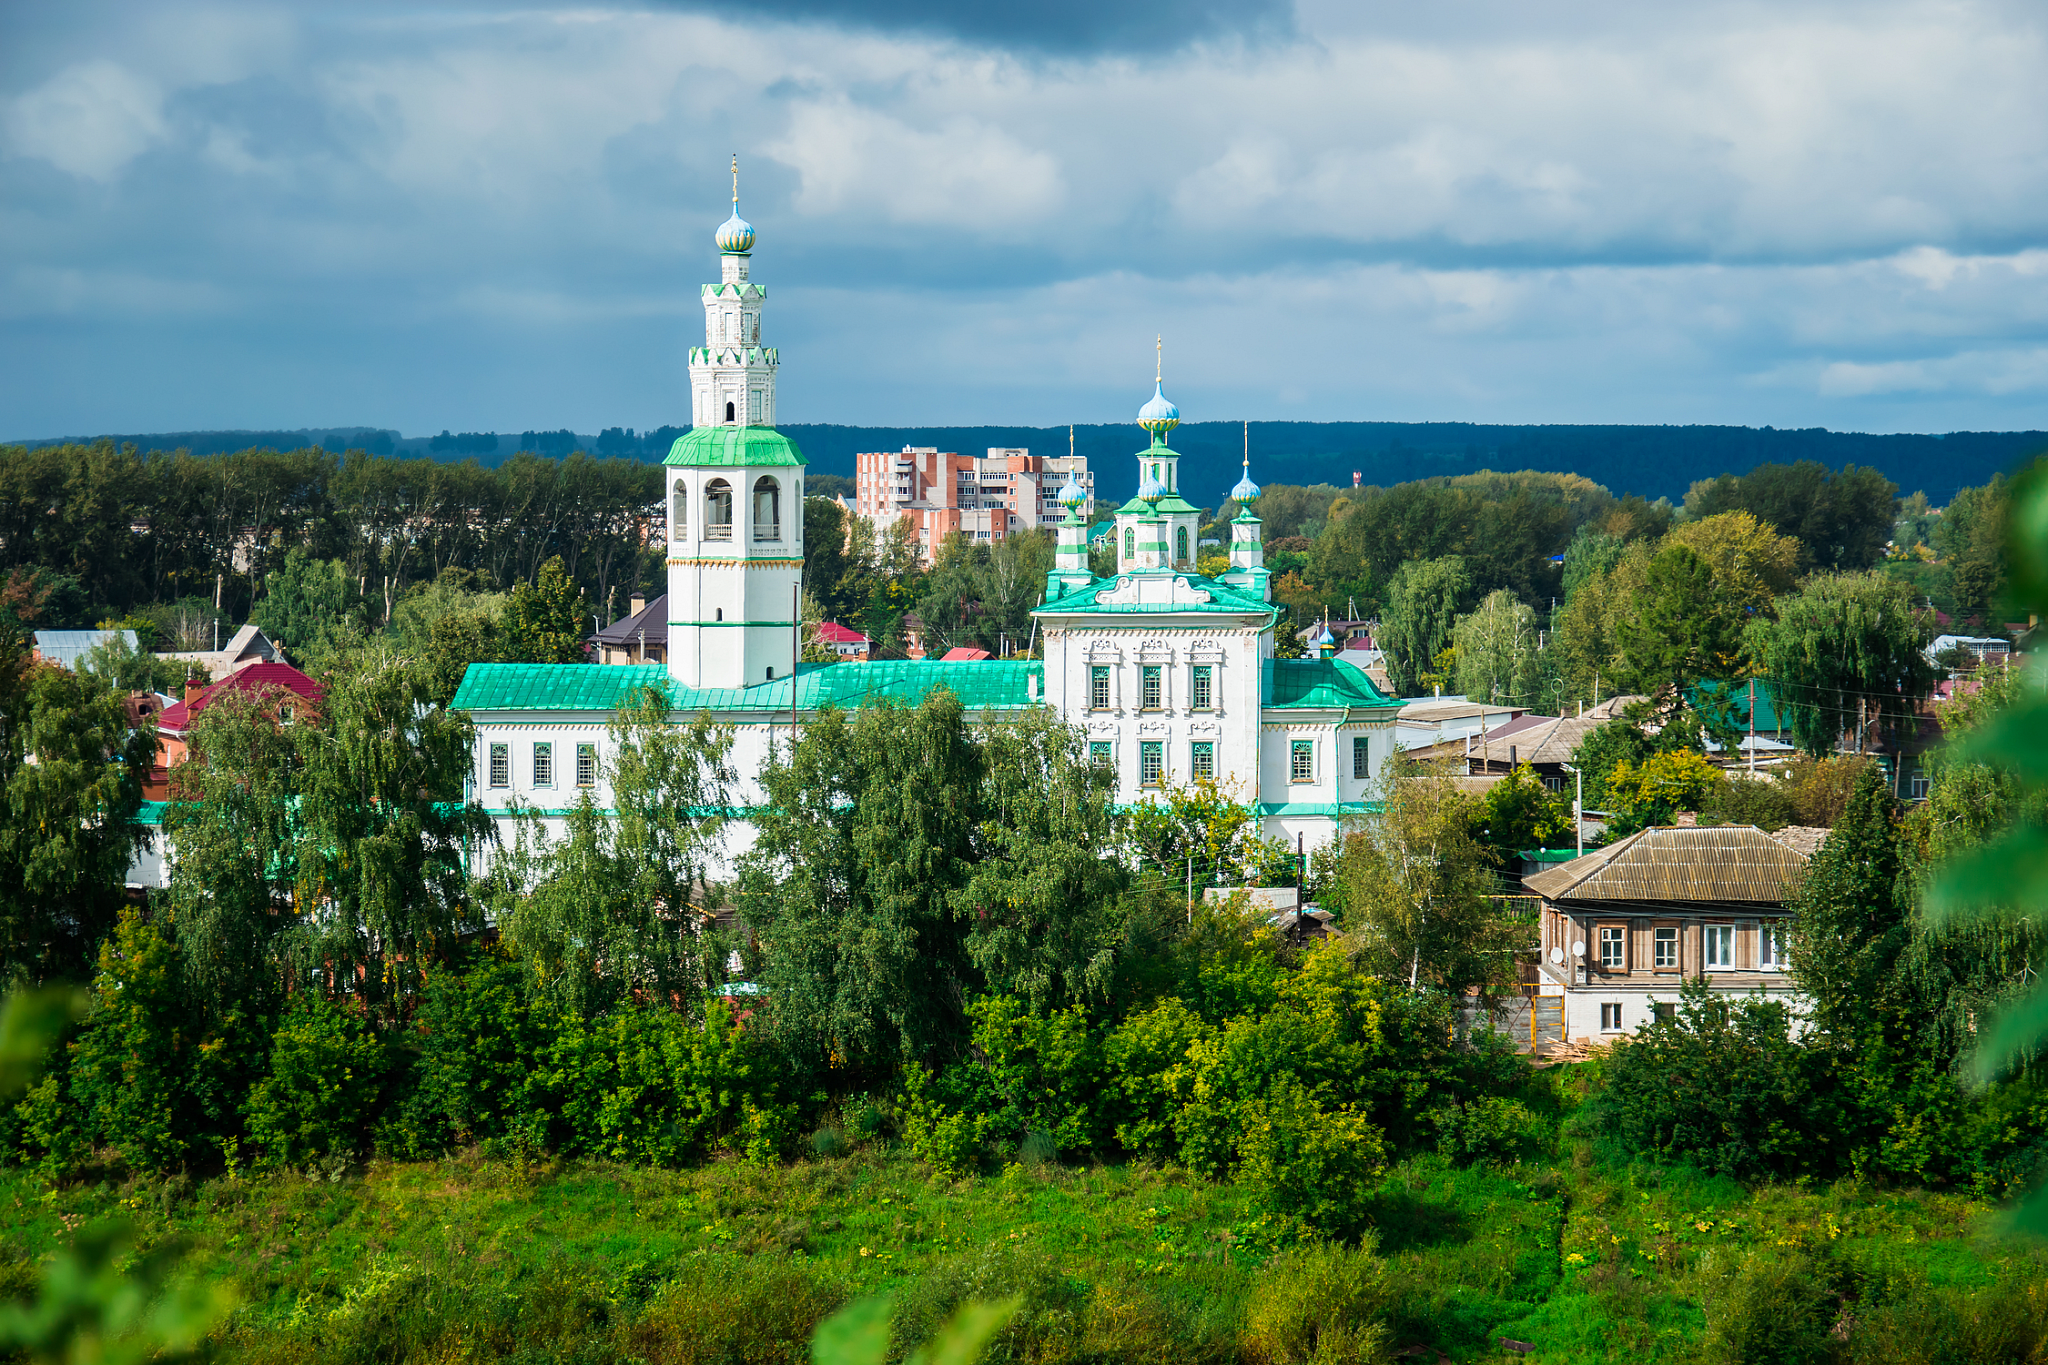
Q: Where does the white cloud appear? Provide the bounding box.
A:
[3,60,167,181]
[769,99,1063,229]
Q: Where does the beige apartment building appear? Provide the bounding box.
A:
[853,446,1094,557]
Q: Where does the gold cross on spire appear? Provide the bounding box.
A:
[731,153,740,205]
[1155,334,1163,385]
[1243,419,1250,470]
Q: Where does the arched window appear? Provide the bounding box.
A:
[1123,526,1134,561]
[1176,527,1189,563]
[705,479,733,541]
[671,480,687,541]
[724,400,736,424]
[753,477,781,542]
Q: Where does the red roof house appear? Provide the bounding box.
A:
[147,662,324,799]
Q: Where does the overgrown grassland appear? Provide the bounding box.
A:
[4,1131,2043,1364]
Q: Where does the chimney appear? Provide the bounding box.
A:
[184,680,203,705]
[630,593,646,617]
[1510,745,1518,768]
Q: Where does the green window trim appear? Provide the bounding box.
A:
[1141,665,1162,711]
[1090,665,1111,710]
[488,743,509,788]
[575,743,598,789]
[1139,740,1164,788]
[532,741,554,788]
[1190,740,1214,780]
[1289,739,1315,783]
[1191,664,1212,711]
[1351,735,1370,779]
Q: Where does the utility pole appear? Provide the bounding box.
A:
[1747,677,1757,774]
[1562,762,1584,857]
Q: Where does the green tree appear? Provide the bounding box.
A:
[1328,756,1510,996]
[1604,749,1723,834]
[287,644,492,1026]
[1685,460,1899,571]
[1749,570,1937,757]
[1474,764,1573,864]
[503,554,589,665]
[0,650,155,984]
[1613,544,1746,695]
[1452,588,1540,706]
[251,546,357,666]
[1378,557,1470,696]
[1790,766,1907,1044]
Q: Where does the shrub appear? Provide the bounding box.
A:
[1101,997,1209,1161]
[1431,1095,1550,1164]
[1234,1079,1388,1238]
[246,998,389,1167]
[1786,754,1879,827]
[624,1255,844,1365]
[557,1002,788,1165]
[899,1066,991,1178]
[1241,1242,1393,1365]
[1692,1245,1840,1365]
[963,995,1103,1154]
[1702,775,1798,831]
[892,1244,1085,1365]
[381,953,561,1156]
[1595,978,1847,1181]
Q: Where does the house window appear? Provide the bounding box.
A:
[1909,773,1930,799]
[753,477,780,542]
[1141,665,1162,710]
[705,480,734,540]
[1192,665,1212,711]
[1352,736,1371,779]
[1089,741,1113,769]
[1654,926,1679,970]
[1600,1003,1624,1033]
[1704,923,1734,970]
[724,400,736,424]
[532,742,553,788]
[1090,665,1110,710]
[1290,740,1314,783]
[1760,921,1787,969]
[1598,925,1625,971]
[575,743,597,788]
[488,743,509,789]
[1542,774,1563,792]
[1139,741,1164,788]
[1190,741,1214,780]
[1653,1002,1676,1025]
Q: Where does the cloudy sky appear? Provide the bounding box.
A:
[6,0,2048,439]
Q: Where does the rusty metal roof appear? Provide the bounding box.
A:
[1524,825,1809,905]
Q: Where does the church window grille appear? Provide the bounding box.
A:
[532,742,553,788]
[749,388,763,423]
[488,744,508,788]
[1139,741,1163,788]
[1190,741,1214,780]
[576,744,597,788]
[1141,666,1162,711]
[1090,666,1110,710]
[705,480,734,540]
[1176,527,1189,562]
[1352,736,1370,778]
[753,477,781,541]
[1123,527,1134,561]
[1192,665,1212,710]
[1290,740,1315,783]
[1089,741,1112,768]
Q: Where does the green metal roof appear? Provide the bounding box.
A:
[452,664,672,712]
[1036,572,1275,617]
[1692,680,1788,732]
[1113,492,1202,517]
[453,660,1041,715]
[1266,657,1398,711]
[664,426,805,468]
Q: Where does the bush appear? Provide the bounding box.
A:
[1594,978,1847,1181]
[624,1255,844,1365]
[1431,1095,1550,1165]
[246,998,389,1167]
[380,953,561,1157]
[899,1065,991,1178]
[1692,1245,1840,1365]
[1241,1242,1392,1365]
[1234,1079,1388,1238]
[557,1002,790,1165]
[1786,754,1880,827]
[1703,775,1799,831]
[1101,997,1209,1161]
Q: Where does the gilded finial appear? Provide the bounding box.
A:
[1155,334,1162,385]
[1243,419,1249,471]
[731,154,739,205]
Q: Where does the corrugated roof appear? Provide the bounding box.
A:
[158,662,324,734]
[31,629,137,668]
[1266,658,1399,711]
[1693,680,1789,733]
[453,660,1042,715]
[1524,825,1808,905]
[1037,572,1275,617]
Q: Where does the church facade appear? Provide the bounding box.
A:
[451,188,1401,870]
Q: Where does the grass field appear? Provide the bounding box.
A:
[5,1112,2046,1365]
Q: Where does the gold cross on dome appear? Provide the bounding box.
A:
[731,154,739,205]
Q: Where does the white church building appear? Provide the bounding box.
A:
[451,187,1402,867]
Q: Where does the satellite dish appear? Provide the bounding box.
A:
[1571,940,1586,959]
[1549,946,1564,965]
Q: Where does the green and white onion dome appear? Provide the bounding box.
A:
[1137,382,1180,435]
[1057,470,1088,513]
[716,209,755,254]
[1230,469,1261,504]
[1137,468,1166,504]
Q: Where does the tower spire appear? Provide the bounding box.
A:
[1155,334,1163,385]
[732,153,740,207]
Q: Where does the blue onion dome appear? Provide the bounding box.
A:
[1230,467,1261,504]
[716,209,755,254]
[1315,623,1336,647]
[1137,381,1180,436]
[1057,470,1087,512]
[1137,467,1165,504]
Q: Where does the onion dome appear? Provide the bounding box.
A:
[1230,466,1261,505]
[1137,467,1165,504]
[1137,381,1180,436]
[1315,622,1336,649]
[1057,470,1088,513]
[716,209,755,254]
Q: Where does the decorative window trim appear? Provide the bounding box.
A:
[1190,740,1215,780]
[488,743,509,789]
[1139,740,1164,788]
[532,741,554,789]
[1289,739,1315,784]
[575,743,598,789]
